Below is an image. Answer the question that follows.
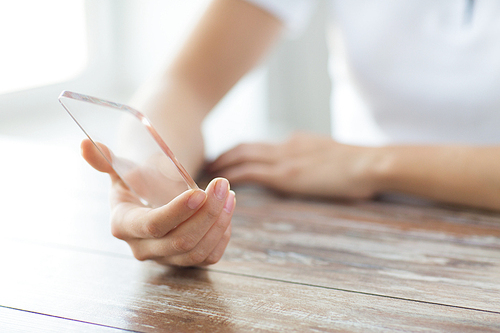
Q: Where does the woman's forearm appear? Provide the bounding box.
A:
[129,77,207,175]
[372,145,500,211]
[130,0,283,176]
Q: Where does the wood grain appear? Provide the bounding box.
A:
[1,239,499,332]
[2,139,500,331]
[0,306,131,332]
[212,186,500,313]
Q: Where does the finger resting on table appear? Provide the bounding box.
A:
[209,142,278,172]
[155,198,233,267]
[217,162,279,186]
[170,190,235,266]
[130,181,234,264]
[199,223,232,266]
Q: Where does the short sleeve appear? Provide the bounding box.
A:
[243,0,318,36]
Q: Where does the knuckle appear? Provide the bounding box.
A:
[188,249,208,265]
[281,142,296,156]
[153,257,169,266]
[278,163,300,179]
[235,143,249,152]
[205,236,230,265]
[110,223,125,240]
[235,143,252,158]
[213,216,229,232]
[171,235,197,253]
[205,205,221,221]
[131,248,149,262]
[204,255,220,265]
[144,221,163,238]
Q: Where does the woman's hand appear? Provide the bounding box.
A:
[209,132,500,211]
[81,139,235,266]
[208,133,383,199]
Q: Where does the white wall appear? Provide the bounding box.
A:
[267,0,331,136]
[0,0,331,156]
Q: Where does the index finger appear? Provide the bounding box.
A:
[81,139,120,181]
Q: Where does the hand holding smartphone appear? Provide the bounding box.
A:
[59,90,199,208]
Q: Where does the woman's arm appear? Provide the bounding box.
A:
[130,0,283,175]
[82,0,284,266]
[209,133,500,211]
[375,144,500,211]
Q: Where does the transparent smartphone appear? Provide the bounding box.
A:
[59,90,198,208]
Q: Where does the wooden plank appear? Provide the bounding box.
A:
[0,306,131,332]
[211,186,500,313]
[2,140,500,316]
[0,239,499,332]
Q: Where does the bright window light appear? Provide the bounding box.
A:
[0,0,87,94]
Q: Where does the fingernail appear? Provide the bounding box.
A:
[215,178,229,200]
[187,190,206,209]
[223,190,236,213]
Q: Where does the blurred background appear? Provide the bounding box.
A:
[0,0,331,159]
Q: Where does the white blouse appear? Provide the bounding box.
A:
[245,0,500,146]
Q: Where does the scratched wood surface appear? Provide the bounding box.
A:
[213,187,500,313]
[0,307,129,333]
[1,239,499,332]
[1,138,500,331]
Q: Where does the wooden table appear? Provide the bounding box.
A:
[1,138,500,332]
